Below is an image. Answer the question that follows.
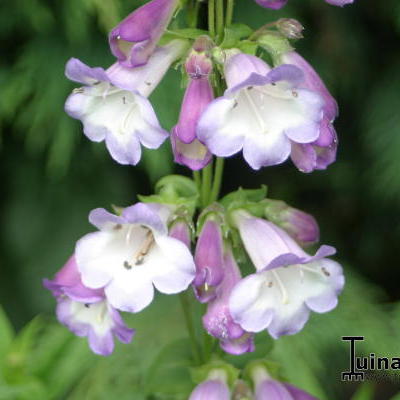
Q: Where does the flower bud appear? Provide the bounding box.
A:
[193,218,225,303]
[169,219,191,248]
[276,18,304,40]
[263,199,320,246]
[189,379,230,400]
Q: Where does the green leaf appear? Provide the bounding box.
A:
[350,383,375,400]
[160,28,209,45]
[0,306,15,365]
[221,23,253,48]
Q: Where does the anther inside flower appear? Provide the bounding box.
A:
[75,203,196,313]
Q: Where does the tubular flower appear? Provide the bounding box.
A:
[172,46,214,170]
[193,218,225,303]
[56,297,134,356]
[280,51,338,172]
[189,370,231,400]
[65,40,187,166]
[255,0,353,8]
[109,0,179,67]
[44,256,134,356]
[75,203,196,313]
[263,199,320,247]
[229,211,344,338]
[203,248,255,355]
[197,53,324,170]
[253,368,318,400]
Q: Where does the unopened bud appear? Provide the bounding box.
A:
[276,18,304,40]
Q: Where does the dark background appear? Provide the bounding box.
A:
[1,0,399,399]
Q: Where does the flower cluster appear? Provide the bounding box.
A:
[44,0,354,396]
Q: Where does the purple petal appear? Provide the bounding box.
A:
[189,380,230,400]
[65,58,109,85]
[325,0,354,6]
[121,203,167,234]
[254,0,288,9]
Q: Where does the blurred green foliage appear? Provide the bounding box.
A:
[1,0,400,399]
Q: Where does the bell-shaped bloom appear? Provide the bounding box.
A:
[75,203,196,313]
[193,219,225,303]
[203,248,255,355]
[44,255,103,303]
[189,380,230,400]
[255,0,353,8]
[109,0,179,67]
[171,50,214,170]
[65,40,186,166]
[229,211,344,338]
[263,199,320,246]
[280,50,338,172]
[253,369,318,400]
[56,297,134,356]
[254,0,288,9]
[197,53,324,170]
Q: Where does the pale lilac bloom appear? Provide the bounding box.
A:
[109,0,179,67]
[44,256,134,356]
[263,199,320,246]
[203,248,255,355]
[75,203,196,313]
[280,51,338,172]
[253,369,318,400]
[229,211,344,338]
[56,297,134,356]
[197,53,324,170]
[169,219,191,248]
[171,49,213,170]
[43,255,103,303]
[193,219,225,303]
[255,0,353,8]
[65,40,186,166]
[189,380,230,400]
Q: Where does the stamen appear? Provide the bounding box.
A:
[134,230,154,265]
[272,270,289,304]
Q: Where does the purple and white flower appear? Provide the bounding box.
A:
[44,256,134,356]
[193,218,225,303]
[65,40,187,166]
[109,0,179,67]
[197,53,324,170]
[189,373,230,400]
[253,367,318,400]
[229,211,344,338]
[75,203,196,313]
[280,51,338,172]
[171,48,213,170]
[263,199,320,246]
[56,297,134,356]
[203,248,255,355]
[254,0,353,8]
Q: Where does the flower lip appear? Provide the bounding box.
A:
[225,63,305,97]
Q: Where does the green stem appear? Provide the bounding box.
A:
[210,157,224,203]
[193,170,202,195]
[179,292,201,364]
[208,0,216,38]
[226,0,235,26]
[201,161,213,207]
[216,0,225,41]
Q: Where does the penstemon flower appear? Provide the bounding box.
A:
[44,256,134,355]
[65,40,187,166]
[193,217,225,303]
[279,51,338,172]
[203,247,255,355]
[229,211,344,338]
[197,53,325,170]
[252,366,318,400]
[189,369,231,400]
[255,0,353,9]
[109,0,179,67]
[171,40,214,170]
[75,203,196,313]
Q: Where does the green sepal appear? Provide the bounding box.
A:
[243,359,283,387]
[257,31,293,62]
[159,28,209,45]
[139,175,199,215]
[191,360,240,387]
[221,186,268,209]
[237,40,258,55]
[220,23,253,49]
